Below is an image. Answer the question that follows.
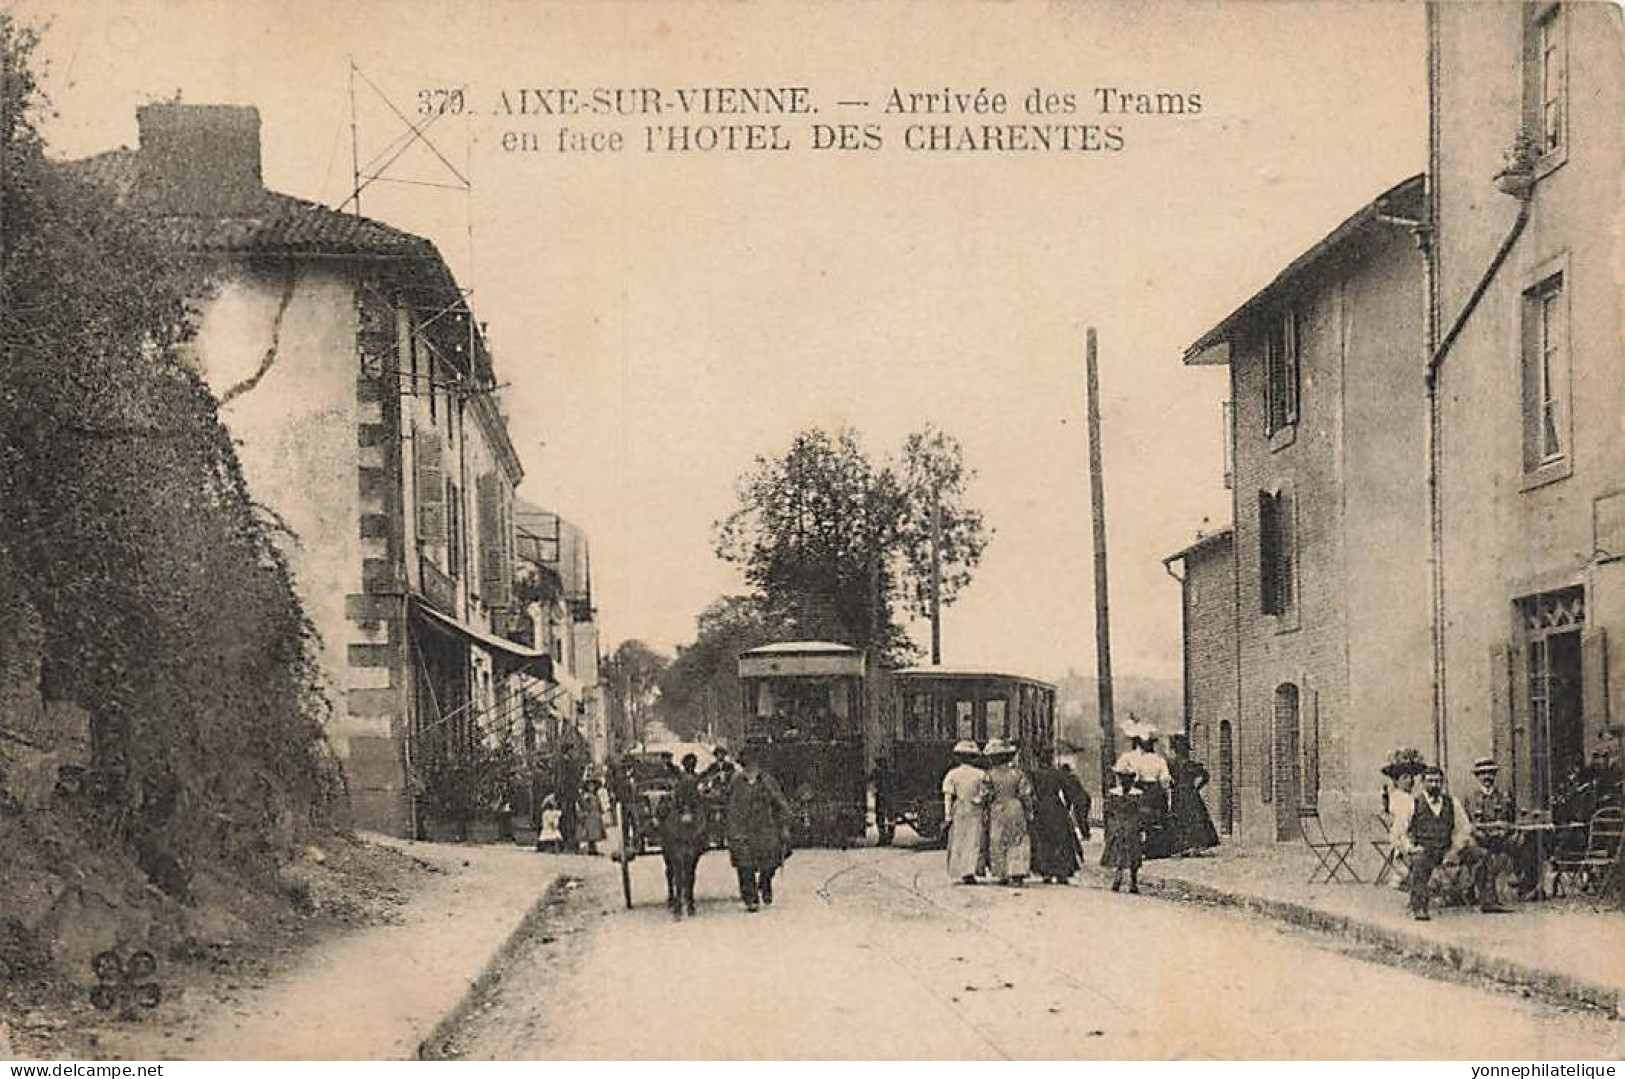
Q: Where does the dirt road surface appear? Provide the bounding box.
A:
[441,843,1623,1060]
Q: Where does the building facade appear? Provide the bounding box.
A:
[1163,527,1238,836]
[72,104,549,837]
[1429,2,1625,807]
[515,503,606,768]
[1179,176,1430,842]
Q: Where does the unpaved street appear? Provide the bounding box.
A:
[441,843,1623,1060]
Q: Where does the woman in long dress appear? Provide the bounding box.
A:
[982,738,1032,885]
[1115,718,1173,858]
[1030,764,1081,883]
[942,740,988,884]
[1167,733,1220,856]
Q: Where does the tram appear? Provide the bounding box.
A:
[736,641,869,846]
[737,641,1057,847]
[875,666,1057,844]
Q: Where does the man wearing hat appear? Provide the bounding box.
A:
[1397,764,1471,920]
[1462,757,1517,911]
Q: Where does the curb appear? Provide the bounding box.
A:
[414,873,572,1059]
[1080,864,1620,1016]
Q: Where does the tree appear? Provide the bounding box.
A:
[713,425,990,665]
[1,15,333,896]
[603,639,668,748]
[655,595,793,743]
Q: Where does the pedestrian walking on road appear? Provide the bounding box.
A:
[982,738,1032,886]
[725,746,793,912]
[1115,718,1172,858]
[1058,762,1092,842]
[1101,768,1145,893]
[578,779,608,856]
[942,740,989,884]
[1167,733,1220,857]
[1029,763,1081,883]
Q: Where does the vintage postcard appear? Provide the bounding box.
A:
[1,0,1621,1063]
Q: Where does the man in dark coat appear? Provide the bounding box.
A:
[1058,762,1092,841]
[725,745,793,912]
[1399,765,1468,921]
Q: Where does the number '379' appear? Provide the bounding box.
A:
[417,89,466,116]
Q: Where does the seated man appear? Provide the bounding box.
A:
[1460,756,1517,912]
[1396,765,1472,921]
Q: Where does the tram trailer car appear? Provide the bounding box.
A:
[736,641,869,846]
[876,667,1057,845]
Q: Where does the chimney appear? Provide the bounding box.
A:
[136,104,264,215]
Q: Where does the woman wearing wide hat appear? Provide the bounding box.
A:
[942,740,989,884]
[981,738,1033,885]
[1115,717,1173,857]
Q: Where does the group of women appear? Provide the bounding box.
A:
[1102,719,1222,891]
[943,718,1221,891]
[941,738,1094,886]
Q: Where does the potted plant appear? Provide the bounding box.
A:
[1493,129,1541,197]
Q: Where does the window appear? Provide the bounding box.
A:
[1222,400,1235,490]
[987,699,1008,740]
[1264,309,1300,436]
[1523,270,1570,476]
[446,480,462,579]
[1258,488,1295,618]
[956,699,975,740]
[1527,4,1567,158]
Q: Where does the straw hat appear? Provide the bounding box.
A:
[982,738,1016,759]
[1471,756,1500,776]
[952,739,980,756]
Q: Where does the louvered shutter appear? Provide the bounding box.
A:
[415,430,445,543]
[1582,627,1610,750]
[478,474,513,610]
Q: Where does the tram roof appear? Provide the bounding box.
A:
[891,665,1056,690]
[739,640,862,656]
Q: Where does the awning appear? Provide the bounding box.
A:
[411,599,554,681]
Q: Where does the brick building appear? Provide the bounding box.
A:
[69,104,550,836]
[1177,175,1430,842]
[1163,526,1238,836]
[1428,2,1625,805]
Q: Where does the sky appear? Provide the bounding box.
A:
[17,0,1427,684]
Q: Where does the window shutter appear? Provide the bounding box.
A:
[1510,641,1534,805]
[1259,490,1281,615]
[1303,686,1320,809]
[478,474,513,610]
[1582,627,1610,749]
[415,430,445,543]
[1285,310,1301,426]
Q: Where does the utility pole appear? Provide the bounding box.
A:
[930,487,943,665]
[1086,327,1117,795]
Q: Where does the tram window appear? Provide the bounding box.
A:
[755,681,776,717]
[903,692,931,740]
[956,699,975,740]
[987,699,1008,740]
[750,677,848,740]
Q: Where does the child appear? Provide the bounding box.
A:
[1101,767,1145,894]
[537,793,563,853]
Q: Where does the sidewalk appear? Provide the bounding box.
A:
[174,836,608,1060]
[1085,841,1625,1014]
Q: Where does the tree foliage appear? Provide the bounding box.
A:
[655,595,794,743]
[1,15,335,896]
[602,639,669,748]
[712,424,989,665]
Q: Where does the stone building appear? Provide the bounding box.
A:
[1177,175,1430,842]
[1428,2,1625,805]
[69,104,550,836]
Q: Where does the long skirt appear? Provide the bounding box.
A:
[987,800,1031,879]
[946,800,985,879]
[1031,800,1079,880]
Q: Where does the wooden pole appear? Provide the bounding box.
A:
[1086,327,1117,795]
[930,488,943,665]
